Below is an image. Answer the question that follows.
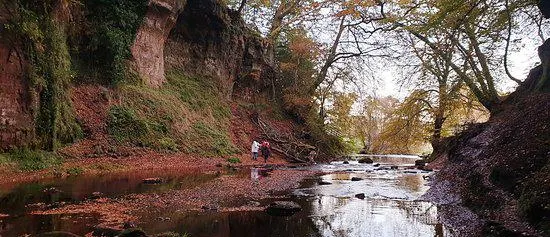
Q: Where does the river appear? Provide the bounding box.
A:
[0,156,452,236]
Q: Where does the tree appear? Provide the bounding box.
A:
[341,0,543,113]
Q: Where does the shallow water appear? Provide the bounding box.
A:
[0,157,451,236]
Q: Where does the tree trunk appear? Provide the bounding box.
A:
[237,0,246,14]
[309,16,346,94]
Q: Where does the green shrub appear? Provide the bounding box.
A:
[8,149,62,171]
[191,122,238,157]
[0,154,12,165]
[82,0,149,84]
[157,138,179,152]
[66,167,84,176]
[227,157,241,164]
[107,105,150,143]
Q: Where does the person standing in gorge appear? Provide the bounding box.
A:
[260,140,271,163]
[251,140,260,161]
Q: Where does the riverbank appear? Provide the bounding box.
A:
[425,92,550,237]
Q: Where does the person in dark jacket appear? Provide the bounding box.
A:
[260,140,271,163]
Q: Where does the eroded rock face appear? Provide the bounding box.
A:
[0,42,33,150]
[132,0,274,94]
[131,0,186,88]
[164,0,274,97]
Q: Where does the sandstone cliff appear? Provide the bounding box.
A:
[0,0,276,151]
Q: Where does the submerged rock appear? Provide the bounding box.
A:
[358,158,374,164]
[266,201,302,216]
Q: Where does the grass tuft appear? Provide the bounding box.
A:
[7,149,62,171]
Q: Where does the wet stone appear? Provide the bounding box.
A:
[355,193,366,199]
[91,192,103,199]
[92,224,122,237]
[358,158,374,164]
[123,221,138,229]
[201,205,219,211]
[318,181,332,185]
[415,160,427,166]
[156,217,171,221]
[373,163,380,167]
[142,178,163,184]
[351,177,363,181]
[391,166,399,170]
[343,161,349,164]
[43,187,63,194]
[266,201,302,216]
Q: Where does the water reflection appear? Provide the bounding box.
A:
[294,167,442,237]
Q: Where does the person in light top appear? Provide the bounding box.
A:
[251,140,260,161]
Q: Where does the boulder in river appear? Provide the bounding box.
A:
[373,163,380,167]
[358,158,374,164]
[415,160,427,167]
[266,201,302,216]
[142,178,163,184]
[390,165,399,170]
[318,181,332,185]
[351,177,363,181]
[355,193,366,199]
[343,161,349,164]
